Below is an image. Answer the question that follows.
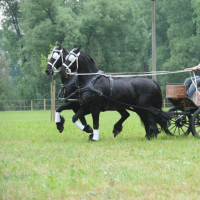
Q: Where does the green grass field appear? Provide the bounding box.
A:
[1,110,200,199]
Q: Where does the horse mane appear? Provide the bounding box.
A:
[81,51,98,70]
[62,47,69,55]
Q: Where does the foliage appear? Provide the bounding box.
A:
[0,53,18,110]
[80,0,148,72]
[1,0,200,99]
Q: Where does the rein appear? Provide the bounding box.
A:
[61,49,192,77]
[57,70,190,78]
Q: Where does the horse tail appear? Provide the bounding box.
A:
[152,81,171,134]
[153,81,163,110]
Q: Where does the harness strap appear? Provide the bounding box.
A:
[58,76,78,101]
[106,76,114,109]
[76,74,103,96]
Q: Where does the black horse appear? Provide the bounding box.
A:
[45,44,130,140]
[59,47,171,140]
[45,44,93,137]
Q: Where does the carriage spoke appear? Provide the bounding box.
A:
[169,124,176,131]
[180,127,186,134]
[173,126,177,135]
[182,124,189,128]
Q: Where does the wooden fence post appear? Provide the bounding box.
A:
[31,101,33,111]
[44,98,46,111]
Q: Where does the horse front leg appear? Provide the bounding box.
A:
[55,102,74,133]
[91,109,101,141]
[72,107,94,140]
[72,107,93,134]
[136,111,159,140]
[113,109,130,137]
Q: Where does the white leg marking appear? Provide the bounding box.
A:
[55,112,61,123]
[92,129,99,141]
[74,121,85,131]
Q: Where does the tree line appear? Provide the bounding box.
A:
[1,0,200,104]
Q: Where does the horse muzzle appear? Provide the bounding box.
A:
[45,69,54,75]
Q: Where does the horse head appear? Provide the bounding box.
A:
[59,46,81,77]
[59,46,98,78]
[45,44,69,75]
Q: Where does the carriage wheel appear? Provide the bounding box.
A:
[191,108,200,138]
[167,107,191,136]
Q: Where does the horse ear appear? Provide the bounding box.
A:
[77,46,81,52]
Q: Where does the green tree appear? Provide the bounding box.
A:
[137,0,200,95]
[0,53,16,109]
[0,0,23,64]
[80,0,149,72]
[13,0,82,99]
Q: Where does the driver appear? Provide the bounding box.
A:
[184,64,200,98]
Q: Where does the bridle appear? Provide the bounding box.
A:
[48,47,65,73]
[62,49,80,74]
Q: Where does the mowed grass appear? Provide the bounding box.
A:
[1,110,200,200]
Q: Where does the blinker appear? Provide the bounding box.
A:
[53,52,60,60]
[68,54,76,62]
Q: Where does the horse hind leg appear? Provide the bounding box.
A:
[113,109,130,137]
[136,111,159,140]
[148,113,161,139]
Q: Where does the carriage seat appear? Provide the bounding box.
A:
[166,85,186,98]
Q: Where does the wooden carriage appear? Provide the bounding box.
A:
[166,85,200,138]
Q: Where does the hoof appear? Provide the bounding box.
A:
[56,123,64,133]
[56,116,65,133]
[90,138,98,142]
[113,126,123,137]
[88,134,98,141]
[83,124,93,133]
[89,134,94,141]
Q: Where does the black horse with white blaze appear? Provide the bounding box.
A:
[59,46,171,140]
[45,44,130,140]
